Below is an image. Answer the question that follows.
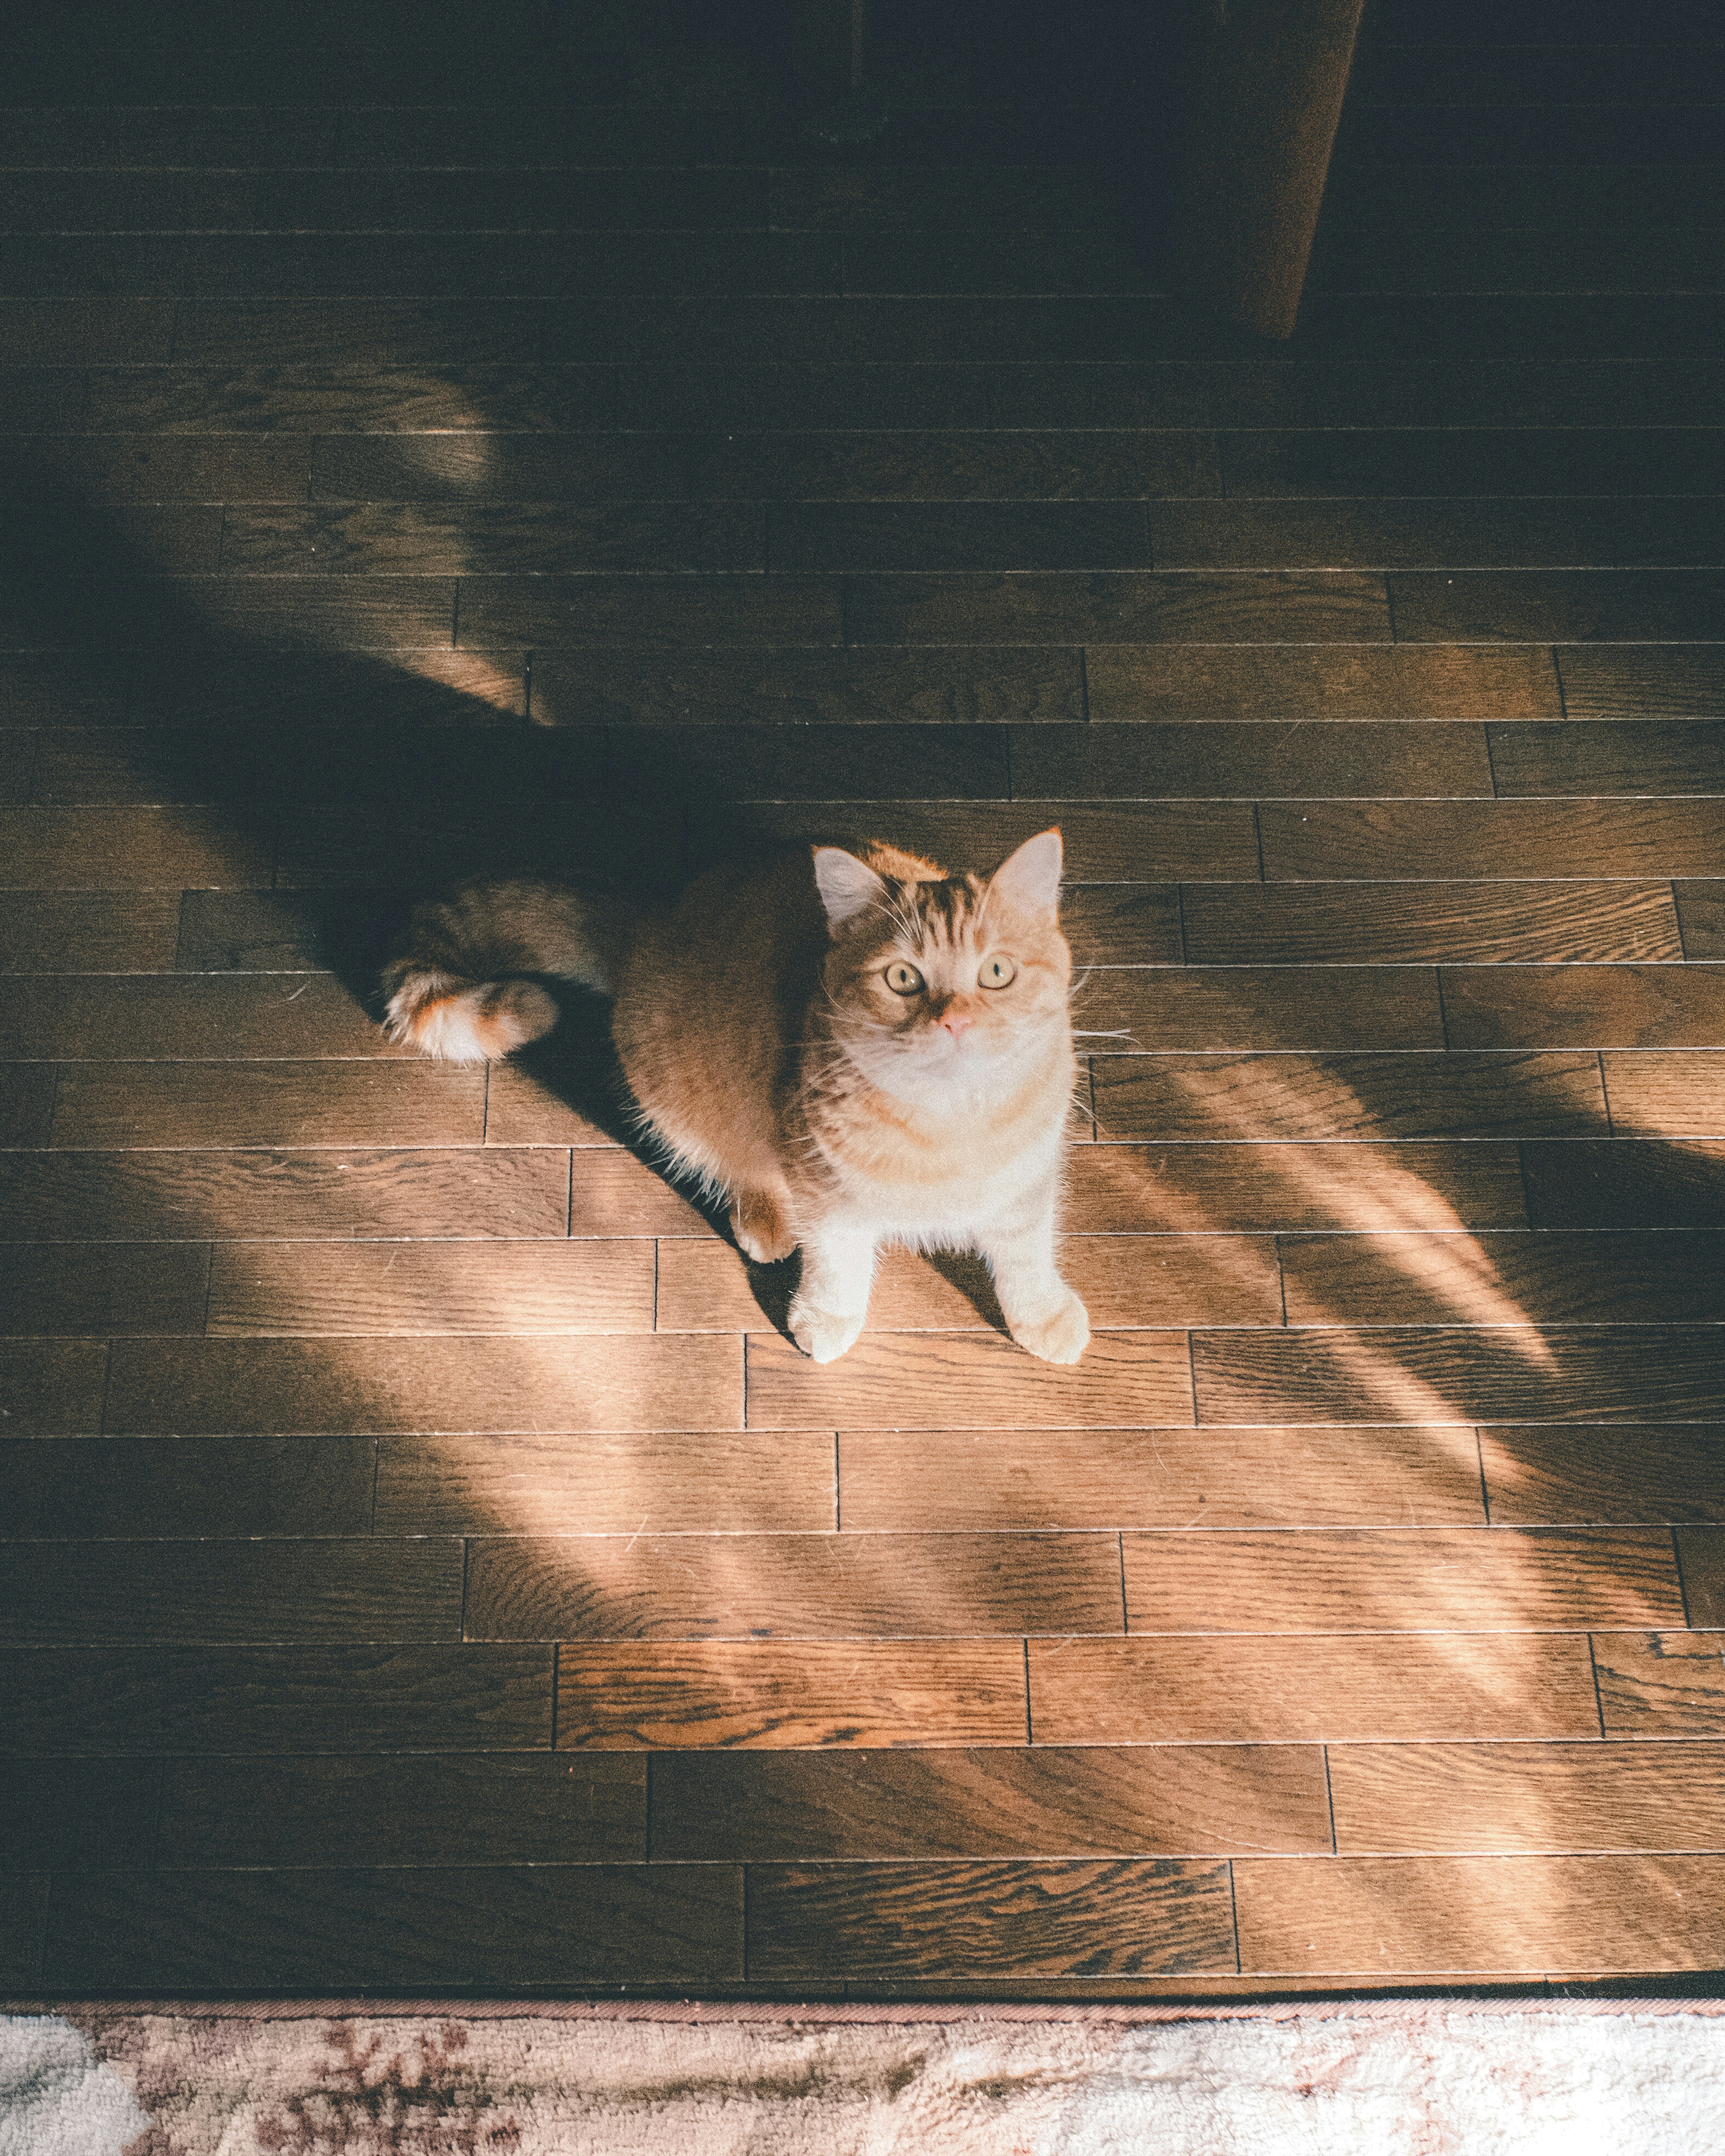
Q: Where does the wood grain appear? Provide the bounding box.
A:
[1234,1853,1725,1974]
[1180,884,1681,965]
[1601,1051,1725,1134]
[1084,644,1561,725]
[1092,1052,1606,1142]
[1193,1326,1725,1425]
[658,1236,1281,1334]
[159,1754,646,1866]
[1328,1741,1725,1853]
[0,1644,554,1754]
[0,1241,209,1335]
[0,1436,375,1537]
[0,892,182,971]
[1123,1527,1683,1634]
[1028,1635,1601,1743]
[376,1430,836,1535]
[845,569,1391,647]
[1069,1142,1528,1232]
[555,1640,1028,1749]
[838,1426,1486,1532]
[1442,966,1725,1051]
[0,1341,108,1434]
[747,1860,1236,1979]
[651,1746,1331,1860]
[51,1061,484,1148]
[1259,800,1725,881]
[42,1864,742,1990]
[1593,1632,1725,1736]
[1281,1230,1725,1326]
[745,1332,1193,1431]
[465,1531,1125,1641]
[1482,1428,1725,1526]
[206,1238,655,1335]
[1079,967,1443,1052]
[104,1334,743,1434]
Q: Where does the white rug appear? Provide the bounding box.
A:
[3,2001,1723,2154]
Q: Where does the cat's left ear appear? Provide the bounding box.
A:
[813,845,889,934]
[988,827,1063,918]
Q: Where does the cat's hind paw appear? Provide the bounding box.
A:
[1010,1287,1090,1365]
[788,1299,865,1364]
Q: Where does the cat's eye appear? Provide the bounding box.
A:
[884,961,925,996]
[978,955,1017,989]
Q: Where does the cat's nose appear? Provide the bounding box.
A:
[938,1010,973,1038]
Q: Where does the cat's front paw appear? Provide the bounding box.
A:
[788,1299,865,1364]
[1010,1287,1090,1365]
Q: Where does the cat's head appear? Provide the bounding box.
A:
[812,829,1072,1096]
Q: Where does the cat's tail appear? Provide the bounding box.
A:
[380,877,637,1062]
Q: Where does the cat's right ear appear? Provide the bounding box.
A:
[813,846,888,934]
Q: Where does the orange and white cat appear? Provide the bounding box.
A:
[381,829,1088,1365]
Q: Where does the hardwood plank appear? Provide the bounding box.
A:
[174,890,338,972]
[529,648,1084,727]
[1059,884,1182,967]
[1013,721,1491,799]
[556,1640,1028,1749]
[1193,1326,1725,1426]
[0,891,182,971]
[748,1859,1235,1979]
[484,1064,622,1150]
[465,1531,1125,1642]
[0,297,174,362]
[0,1758,162,1870]
[159,1754,645,1866]
[0,1644,553,1755]
[1093,1051,1606,1143]
[1328,1741,1725,1854]
[610,363,992,432]
[1282,1230,1725,1327]
[1388,570,1725,643]
[659,1236,1280,1336]
[153,573,457,649]
[839,1426,1486,1532]
[104,1333,743,1434]
[0,1066,56,1148]
[1521,1140,1725,1231]
[224,501,765,575]
[0,1147,571,1242]
[1080,967,1442,1051]
[42,432,313,502]
[0,1538,461,1644]
[0,1875,46,1988]
[567,1153,713,1236]
[0,729,37,804]
[0,805,271,888]
[1084,644,1560,724]
[1442,966,1725,1051]
[42,1864,742,1990]
[0,976,408,1061]
[745,1332,1193,1432]
[1676,881,1725,961]
[1260,800,1725,881]
[1558,648,1725,723]
[0,1340,106,1434]
[1233,1853,1725,1974]
[699,430,1216,501]
[1484,1427,1725,1527]
[1680,1529,1725,1628]
[1602,1051,1725,1134]
[1594,1631,1725,1736]
[1179,884,1682,965]
[1223,429,1721,499]
[0,1436,372,1536]
[688,802,1261,882]
[1490,721,1725,798]
[1029,1634,1601,1743]
[82,360,623,436]
[1069,1142,1527,1232]
[277,800,682,888]
[207,1238,655,1335]
[653,1745,1328,1860]
[51,1060,482,1148]
[604,723,1010,803]
[308,432,696,501]
[844,570,1391,647]
[769,503,1154,573]
[1123,1528,1682,1634]
[0,1241,209,1335]
[454,574,840,649]
[1151,498,1725,573]
[376,1430,836,1535]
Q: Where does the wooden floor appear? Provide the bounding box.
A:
[3,0,1725,1997]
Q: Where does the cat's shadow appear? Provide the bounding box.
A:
[509,980,1009,1343]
